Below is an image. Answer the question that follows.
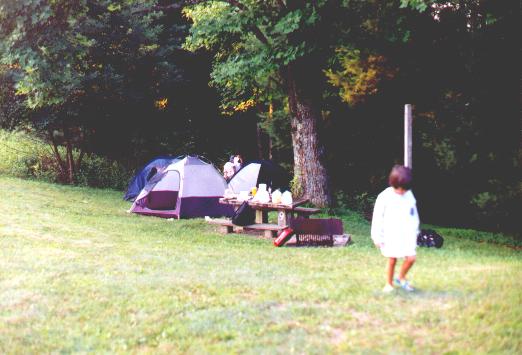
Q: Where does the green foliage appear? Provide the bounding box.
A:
[429,224,521,247]
[0,129,53,179]
[0,129,131,190]
[1,0,172,110]
[470,181,522,232]
[421,135,458,171]
[400,0,432,12]
[289,174,303,199]
[184,1,270,113]
[0,0,190,148]
[183,1,326,114]
[0,0,88,108]
[76,155,132,190]
[0,65,28,130]
[326,48,397,106]
[332,190,377,222]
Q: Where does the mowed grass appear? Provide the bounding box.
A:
[0,176,520,353]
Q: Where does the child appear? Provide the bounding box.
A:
[371,165,420,292]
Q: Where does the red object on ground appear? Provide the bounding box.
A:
[274,227,294,247]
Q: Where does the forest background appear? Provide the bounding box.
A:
[0,0,519,237]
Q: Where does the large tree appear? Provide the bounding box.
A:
[183,1,335,206]
[182,0,421,207]
[0,0,188,182]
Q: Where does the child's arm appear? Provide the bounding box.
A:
[371,194,385,247]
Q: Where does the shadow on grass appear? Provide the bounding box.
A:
[373,288,465,299]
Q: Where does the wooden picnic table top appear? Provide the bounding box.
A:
[219,197,309,210]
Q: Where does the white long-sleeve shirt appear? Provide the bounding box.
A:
[371,187,420,257]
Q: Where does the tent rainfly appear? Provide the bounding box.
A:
[124,156,181,201]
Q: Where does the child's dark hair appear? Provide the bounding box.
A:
[388,165,413,190]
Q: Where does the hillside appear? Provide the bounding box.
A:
[0,176,520,353]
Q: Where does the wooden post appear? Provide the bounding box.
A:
[404,104,413,168]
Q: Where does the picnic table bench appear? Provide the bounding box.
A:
[206,218,287,235]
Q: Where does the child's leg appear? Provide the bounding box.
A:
[387,258,397,286]
[398,255,416,281]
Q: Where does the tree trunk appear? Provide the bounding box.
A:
[268,102,273,160]
[63,124,75,184]
[48,129,67,180]
[66,141,74,184]
[285,66,331,208]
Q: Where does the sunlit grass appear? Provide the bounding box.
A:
[0,175,520,353]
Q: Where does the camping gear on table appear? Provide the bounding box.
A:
[417,229,444,248]
[130,156,233,219]
[237,190,250,201]
[227,160,289,194]
[252,189,270,203]
[124,156,181,201]
[231,201,256,226]
[271,190,282,204]
[281,191,293,205]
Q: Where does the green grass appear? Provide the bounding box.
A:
[0,176,520,353]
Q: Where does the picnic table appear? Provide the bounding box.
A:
[207,197,320,238]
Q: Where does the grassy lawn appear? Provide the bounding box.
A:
[0,175,520,353]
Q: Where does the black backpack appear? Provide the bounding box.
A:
[417,229,444,248]
[231,201,255,226]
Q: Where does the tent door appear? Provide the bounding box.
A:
[146,170,180,210]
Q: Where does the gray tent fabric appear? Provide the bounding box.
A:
[227,160,289,193]
[130,156,233,219]
[228,163,262,193]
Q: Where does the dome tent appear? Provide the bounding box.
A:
[130,156,233,219]
[124,156,181,201]
[227,160,289,193]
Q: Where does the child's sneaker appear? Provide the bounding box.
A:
[382,284,394,293]
[394,278,414,292]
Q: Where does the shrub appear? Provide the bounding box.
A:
[0,129,54,178]
[334,190,376,221]
[470,181,522,237]
[0,129,131,190]
[289,175,303,199]
[76,155,132,190]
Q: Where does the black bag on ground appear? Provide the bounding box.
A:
[417,229,444,248]
[231,201,255,226]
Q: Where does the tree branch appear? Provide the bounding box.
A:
[276,0,286,10]
[133,0,270,45]
[191,0,270,45]
[225,0,246,11]
[48,128,67,176]
[268,75,284,89]
[131,3,184,15]
[221,0,269,45]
